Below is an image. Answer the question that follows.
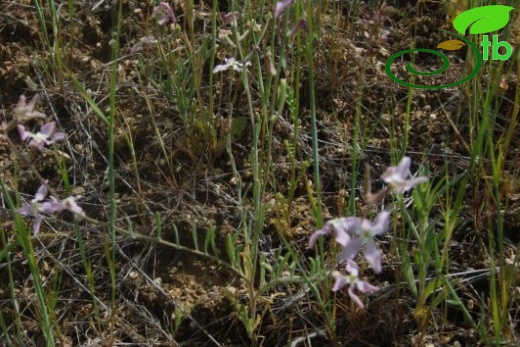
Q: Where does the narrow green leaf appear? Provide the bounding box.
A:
[231,116,247,138]
[403,255,417,297]
[191,222,199,251]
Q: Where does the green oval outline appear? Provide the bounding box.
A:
[385,30,483,90]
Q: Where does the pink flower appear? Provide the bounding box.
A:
[275,0,294,19]
[337,211,390,273]
[43,196,85,216]
[130,36,158,54]
[308,217,360,249]
[153,2,175,26]
[13,95,46,122]
[380,156,428,193]
[17,185,85,236]
[17,185,49,236]
[332,260,379,309]
[213,58,251,74]
[18,121,66,150]
[308,211,390,273]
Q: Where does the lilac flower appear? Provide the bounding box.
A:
[18,121,66,150]
[130,36,158,54]
[380,156,428,193]
[308,211,390,273]
[308,217,361,249]
[153,2,175,26]
[17,185,85,236]
[337,211,390,273]
[213,58,251,74]
[332,260,379,309]
[275,0,294,19]
[17,185,48,236]
[43,196,85,216]
[13,95,46,122]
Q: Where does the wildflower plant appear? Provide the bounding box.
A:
[213,57,252,74]
[309,157,428,309]
[16,184,49,236]
[332,260,379,309]
[13,94,47,123]
[275,0,295,19]
[1,94,87,346]
[1,94,84,236]
[152,2,175,26]
[337,210,390,274]
[16,187,85,237]
[381,156,429,193]
[1,95,46,133]
[18,121,66,150]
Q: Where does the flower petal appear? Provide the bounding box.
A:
[372,210,390,236]
[381,156,428,193]
[14,95,46,121]
[153,2,175,26]
[356,280,379,294]
[338,238,362,263]
[398,176,429,193]
[41,200,66,214]
[33,214,43,236]
[275,0,294,19]
[29,139,46,150]
[332,217,360,246]
[308,223,333,248]
[34,185,48,202]
[345,259,359,276]
[39,122,56,137]
[63,196,85,216]
[347,286,365,309]
[381,156,410,183]
[17,125,28,140]
[364,242,382,273]
[332,271,349,291]
[17,203,33,216]
[50,132,67,143]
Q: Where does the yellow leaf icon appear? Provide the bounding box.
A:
[437,40,465,50]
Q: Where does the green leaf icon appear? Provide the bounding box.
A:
[453,5,514,35]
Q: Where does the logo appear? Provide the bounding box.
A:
[385,5,515,90]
